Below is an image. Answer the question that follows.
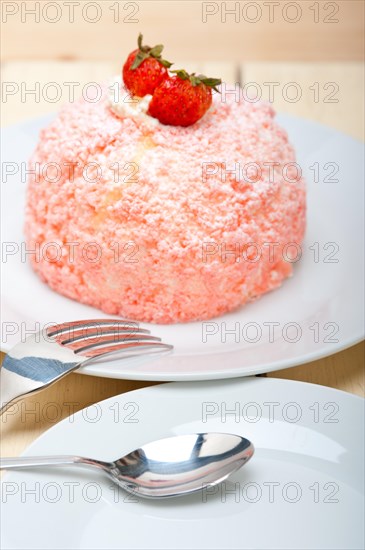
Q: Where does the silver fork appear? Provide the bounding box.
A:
[0,319,173,414]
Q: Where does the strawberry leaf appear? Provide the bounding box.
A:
[159,59,173,68]
[137,33,144,51]
[150,44,164,57]
[131,51,149,70]
[171,70,222,92]
[198,76,222,92]
[131,34,173,70]
[171,69,190,80]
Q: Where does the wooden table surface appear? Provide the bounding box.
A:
[1,58,364,458]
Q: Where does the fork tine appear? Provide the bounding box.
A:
[56,326,149,346]
[73,335,162,355]
[1,319,173,414]
[81,341,173,359]
[46,319,144,338]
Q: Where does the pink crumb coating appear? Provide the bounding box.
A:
[25,85,306,323]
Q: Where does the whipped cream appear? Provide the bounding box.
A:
[107,76,159,126]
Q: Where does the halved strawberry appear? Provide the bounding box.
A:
[122,33,173,97]
[147,70,221,127]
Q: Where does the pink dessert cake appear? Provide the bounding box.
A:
[25,39,306,324]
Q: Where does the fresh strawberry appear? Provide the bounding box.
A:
[147,70,221,127]
[122,33,173,97]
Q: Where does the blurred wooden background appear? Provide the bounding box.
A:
[0,1,364,455]
[1,0,364,62]
[1,1,364,137]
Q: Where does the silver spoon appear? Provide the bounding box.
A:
[0,433,254,499]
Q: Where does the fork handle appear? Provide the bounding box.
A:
[0,354,81,415]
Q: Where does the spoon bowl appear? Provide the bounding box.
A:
[1,433,254,499]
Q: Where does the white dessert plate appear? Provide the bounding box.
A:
[1,114,364,380]
[1,377,364,550]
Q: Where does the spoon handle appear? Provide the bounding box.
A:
[0,455,90,470]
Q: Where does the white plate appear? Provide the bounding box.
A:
[1,377,364,550]
[1,114,364,380]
